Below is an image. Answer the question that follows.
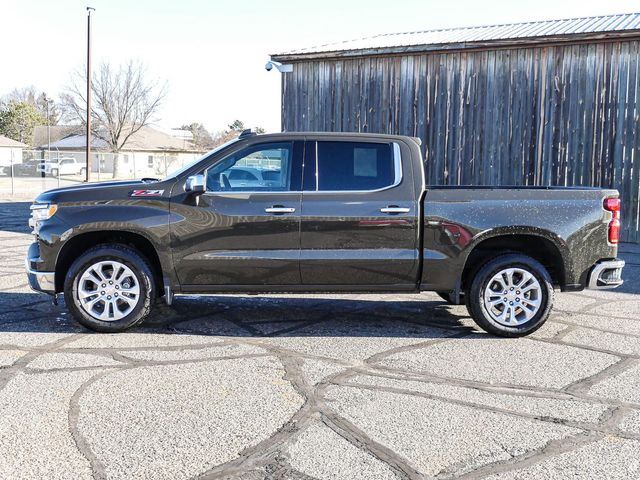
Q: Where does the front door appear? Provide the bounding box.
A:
[300,139,419,287]
[172,140,304,288]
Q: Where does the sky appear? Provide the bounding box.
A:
[2,0,639,134]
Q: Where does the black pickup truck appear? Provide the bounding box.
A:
[26,131,625,336]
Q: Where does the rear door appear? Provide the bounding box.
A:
[171,140,304,287]
[299,138,419,287]
[60,159,74,174]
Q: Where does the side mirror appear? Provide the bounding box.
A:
[185,174,205,194]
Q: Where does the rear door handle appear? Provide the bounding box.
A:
[380,206,411,214]
[265,206,296,214]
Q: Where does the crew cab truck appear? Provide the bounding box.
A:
[37,157,87,177]
[26,131,625,336]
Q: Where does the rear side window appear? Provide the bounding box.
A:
[316,142,395,191]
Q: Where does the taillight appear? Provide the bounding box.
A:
[604,197,621,244]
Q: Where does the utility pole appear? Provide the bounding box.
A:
[86,6,95,183]
[43,94,51,161]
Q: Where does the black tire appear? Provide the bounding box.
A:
[79,167,86,177]
[64,244,155,332]
[466,254,554,337]
[50,168,59,177]
[436,291,465,305]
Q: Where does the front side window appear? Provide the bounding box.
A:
[206,142,293,192]
[316,141,395,191]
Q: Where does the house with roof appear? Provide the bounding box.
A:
[37,125,205,178]
[0,135,27,175]
[270,12,640,243]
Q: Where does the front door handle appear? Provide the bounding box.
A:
[380,206,411,214]
[265,206,296,214]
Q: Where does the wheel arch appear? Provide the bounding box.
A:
[55,230,166,294]
[460,229,570,291]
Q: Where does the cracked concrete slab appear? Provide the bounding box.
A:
[588,362,640,404]
[76,356,303,479]
[380,337,620,389]
[619,409,640,435]
[287,421,400,480]
[0,370,99,479]
[561,327,640,356]
[268,318,452,362]
[552,294,599,312]
[118,342,267,362]
[347,374,610,424]
[581,298,640,317]
[66,332,226,349]
[325,385,580,477]
[0,332,73,348]
[27,352,123,370]
[555,312,640,336]
[300,358,347,385]
[485,437,640,479]
[0,349,25,366]
[527,321,568,339]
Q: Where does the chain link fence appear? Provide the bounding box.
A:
[0,149,202,198]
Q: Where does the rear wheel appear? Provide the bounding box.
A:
[50,168,59,177]
[64,245,155,332]
[466,254,553,337]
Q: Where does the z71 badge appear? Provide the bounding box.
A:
[130,189,164,197]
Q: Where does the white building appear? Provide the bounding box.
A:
[0,135,27,175]
[37,126,205,178]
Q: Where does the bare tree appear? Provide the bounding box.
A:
[1,86,61,126]
[61,60,167,178]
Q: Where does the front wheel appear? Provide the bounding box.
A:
[64,245,155,332]
[466,254,553,337]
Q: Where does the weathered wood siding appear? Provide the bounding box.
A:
[281,40,640,243]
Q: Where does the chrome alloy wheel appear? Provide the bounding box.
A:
[483,267,542,326]
[77,261,141,321]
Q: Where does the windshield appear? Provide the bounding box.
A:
[163,138,240,180]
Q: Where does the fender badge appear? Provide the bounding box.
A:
[130,189,164,197]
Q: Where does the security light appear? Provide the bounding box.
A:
[265,60,293,73]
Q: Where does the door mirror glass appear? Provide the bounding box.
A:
[185,174,205,194]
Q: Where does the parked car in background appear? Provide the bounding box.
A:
[26,131,625,335]
[37,157,86,177]
[14,159,43,176]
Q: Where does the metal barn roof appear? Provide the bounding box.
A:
[273,12,640,60]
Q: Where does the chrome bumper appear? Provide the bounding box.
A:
[587,259,625,289]
[25,257,56,294]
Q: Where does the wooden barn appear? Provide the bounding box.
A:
[270,13,640,243]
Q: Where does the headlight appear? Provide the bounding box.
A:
[30,203,58,222]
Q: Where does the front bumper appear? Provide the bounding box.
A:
[25,242,56,294]
[587,259,625,289]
